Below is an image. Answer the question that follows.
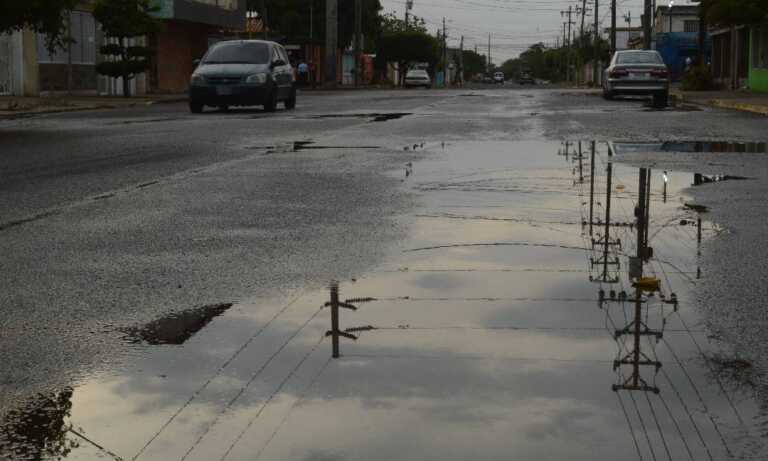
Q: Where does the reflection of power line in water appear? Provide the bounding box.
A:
[624,380,658,461]
[615,389,645,460]
[404,241,590,253]
[252,356,334,461]
[643,390,673,461]
[219,335,327,461]
[180,307,325,461]
[132,292,307,460]
[343,353,613,363]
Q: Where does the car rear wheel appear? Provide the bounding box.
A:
[284,88,296,110]
[653,91,669,108]
[218,105,229,112]
[189,101,204,113]
[602,89,614,100]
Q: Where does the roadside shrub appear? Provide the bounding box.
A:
[681,64,717,91]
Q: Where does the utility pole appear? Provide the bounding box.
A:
[644,0,652,49]
[594,0,599,85]
[566,6,574,83]
[262,0,268,40]
[354,0,362,87]
[325,0,338,86]
[578,0,589,85]
[488,33,491,73]
[459,35,465,86]
[66,12,73,96]
[443,18,448,87]
[611,0,617,54]
[405,0,413,27]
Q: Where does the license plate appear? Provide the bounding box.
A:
[631,72,650,80]
[216,86,233,95]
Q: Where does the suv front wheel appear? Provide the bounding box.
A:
[189,101,204,113]
[264,89,278,112]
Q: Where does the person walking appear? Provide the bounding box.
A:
[298,60,309,86]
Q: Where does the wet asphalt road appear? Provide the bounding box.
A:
[2,88,768,460]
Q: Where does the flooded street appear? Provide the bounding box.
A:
[3,89,768,460]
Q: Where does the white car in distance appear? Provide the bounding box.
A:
[405,69,432,88]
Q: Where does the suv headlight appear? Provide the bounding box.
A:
[190,74,206,85]
[245,73,268,84]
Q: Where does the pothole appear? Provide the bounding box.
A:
[248,141,381,154]
[299,113,412,123]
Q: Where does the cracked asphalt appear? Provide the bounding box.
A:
[2,88,768,460]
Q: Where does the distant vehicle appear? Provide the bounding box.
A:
[603,50,670,106]
[517,72,535,85]
[493,72,505,84]
[188,40,296,113]
[482,75,494,84]
[404,69,432,88]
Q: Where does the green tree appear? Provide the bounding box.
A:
[377,30,439,85]
[0,0,77,53]
[247,0,383,50]
[462,50,487,80]
[93,0,160,98]
[500,57,523,79]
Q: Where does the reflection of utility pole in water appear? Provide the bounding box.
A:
[590,162,620,283]
[325,282,358,358]
[575,141,584,183]
[589,141,596,236]
[662,170,668,203]
[611,167,662,393]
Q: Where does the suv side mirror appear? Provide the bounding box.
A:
[271,59,286,68]
[193,59,201,68]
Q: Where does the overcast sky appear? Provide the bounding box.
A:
[378,0,697,64]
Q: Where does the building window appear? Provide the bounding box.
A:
[37,11,97,65]
[684,20,699,33]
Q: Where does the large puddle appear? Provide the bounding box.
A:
[2,140,766,460]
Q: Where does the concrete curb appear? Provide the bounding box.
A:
[0,96,188,120]
[0,104,118,120]
[672,90,768,116]
[707,100,768,116]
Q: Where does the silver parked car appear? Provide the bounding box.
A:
[603,50,670,106]
[404,69,432,88]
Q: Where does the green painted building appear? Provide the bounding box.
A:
[749,24,768,92]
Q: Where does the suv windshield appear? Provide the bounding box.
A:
[616,52,663,64]
[202,42,270,65]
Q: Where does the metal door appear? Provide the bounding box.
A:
[0,34,13,95]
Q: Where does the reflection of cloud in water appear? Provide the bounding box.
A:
[412,273,466,291]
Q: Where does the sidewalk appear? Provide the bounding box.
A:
[672,88,768,116]
[0,94,187,119]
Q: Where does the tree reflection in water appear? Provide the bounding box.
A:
[0,388,78,460]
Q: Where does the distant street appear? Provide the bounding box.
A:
[2,87,768,460]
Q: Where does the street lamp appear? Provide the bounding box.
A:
[668,0,674,33]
